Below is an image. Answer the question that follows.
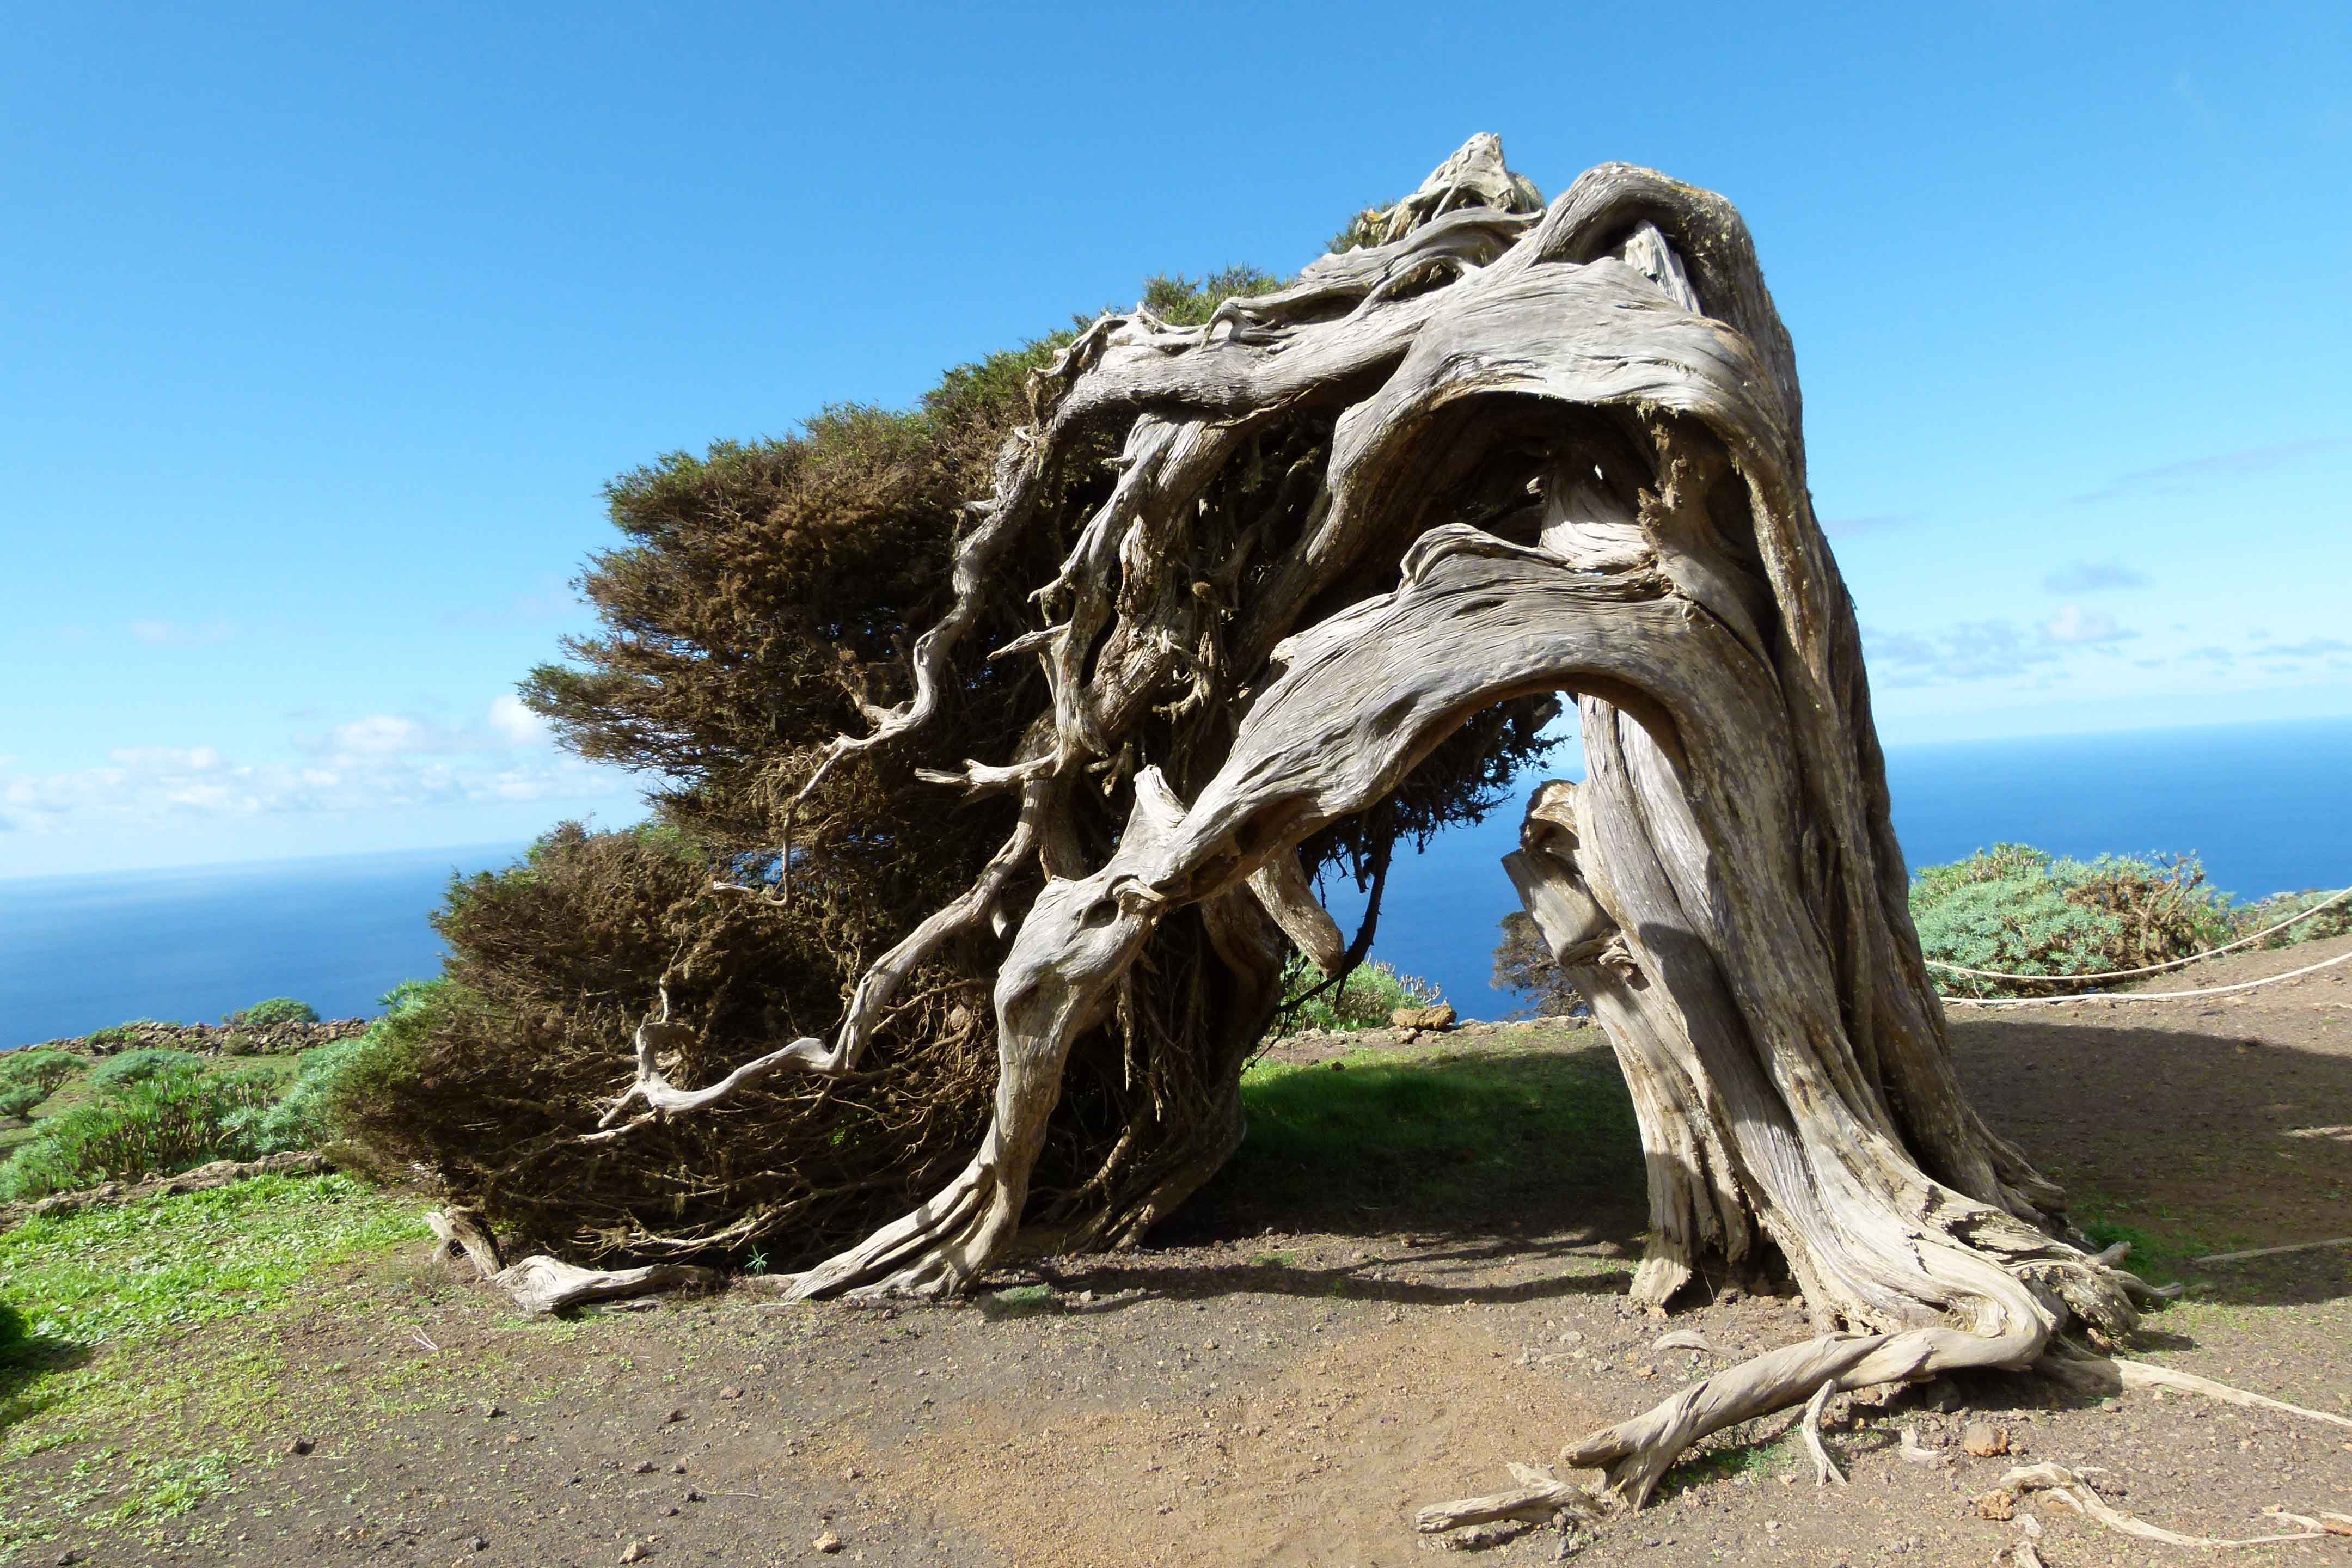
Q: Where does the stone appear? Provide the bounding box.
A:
[719,1385,744,1400]
[1389,1004,1456,1031]
[1960,1422,2011,1458]
[813,1529,844,1554]
[285,1436,314,1456]
[1973,1490,2016,1520]
[620,1543,650,1564]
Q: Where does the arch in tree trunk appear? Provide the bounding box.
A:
[584,136,2161,1506]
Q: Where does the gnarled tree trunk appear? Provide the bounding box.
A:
[592,135,2153,1502]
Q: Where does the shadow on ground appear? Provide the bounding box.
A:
[1179,1038,1649,1246]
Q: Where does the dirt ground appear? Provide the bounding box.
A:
[14,935,2352,1567]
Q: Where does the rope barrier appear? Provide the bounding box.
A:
[1924,884,2352,984]
[1944,944,2352,1009]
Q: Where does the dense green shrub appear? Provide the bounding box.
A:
[0,1063,280,1200]
[0,1299,27,1363]
[2237,888,2352,948]
[87,1049,205,1092]
[0,1050,84,1120]
[1277,955,1445,1032]
[1912,844,2241,999]
[228,997,317,1027]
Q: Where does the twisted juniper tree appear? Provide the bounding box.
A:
[443,136,2211,1508]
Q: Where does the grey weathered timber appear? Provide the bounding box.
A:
[577,136,2169,1510]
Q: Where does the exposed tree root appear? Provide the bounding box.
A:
[428,1206,721,1315]
[1420,1330,2352,1541]
[1413,1464,1600,1534]
[781,1156,1009,1300]
[1799,1380,1847,1489]
[2036,1344,2352,1431]
[2002,1463,2331,1549]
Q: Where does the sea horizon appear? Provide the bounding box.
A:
[5,713,2350,1045]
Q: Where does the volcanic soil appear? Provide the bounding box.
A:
[9,936,2350,1567]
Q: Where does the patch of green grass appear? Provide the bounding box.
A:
[2068,1190,2224,1285]
[1220,1043,1640,1220]
[1655,1430,1794,1497]
[980,1284,1055,1319]
[0,1173,423,1351]
[0,1174,425,1559]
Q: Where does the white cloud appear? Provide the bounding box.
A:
[332,714,437,755]
[0,719,623,840]
[488,694,551,748]
[1864,620,2062,685]
[2043,604,2136,645]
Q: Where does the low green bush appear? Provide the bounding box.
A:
[1276,954,1444,1032]
[0,1065,281,1200]
[229,1031,373,1154]
[1911,843,2270,999]
[0,984,439,1204]
[0,1298,27,1363]
[0,1050,84,1119]
[82,1021,159,1052]
[86,1048,205,1092]
[2237,888,2352,949]
[226,997,317,1027]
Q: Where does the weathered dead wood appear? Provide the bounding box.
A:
[2001,1463,2329,1549]
[530,136,2158,1515]
[2194,1236,2352,1264]
[425,1206,505,1277]
[485,1255,723,1316]
[2037,1346,2352,1430]
[1800,1380,1847,1488]
[431,1206,718,1314]
[1416,1463,1600,1533]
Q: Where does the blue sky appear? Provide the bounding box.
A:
[4,2,2347,878]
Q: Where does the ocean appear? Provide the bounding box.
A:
[4,718,2349,1045]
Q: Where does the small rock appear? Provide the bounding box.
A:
[632,1460,657,1474]
[1961,1422,2011,1458]
[1389,1003,1456,1031]
[620,1543,650,1564]
[464,1537,489,1552]
[813,1529,844,1554]
[55,1552,83,1566]
[843,1466,862,1481]
[670,1461,688,1474]
[481,1403,505,1419]
[661,1407,686,1424]
[1973,1490,2016,1521]
[684,1488,705,1503]
[720,1385,744,1401]
[285,1436,315,1456]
